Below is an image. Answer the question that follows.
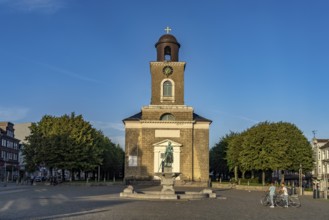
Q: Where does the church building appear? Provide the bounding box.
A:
[123,28,212,183]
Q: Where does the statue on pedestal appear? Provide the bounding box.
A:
[164,141,173,167]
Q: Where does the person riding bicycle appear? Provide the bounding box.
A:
[268,182,276,208]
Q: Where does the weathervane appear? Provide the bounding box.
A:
[164,26,172,34]
[312,130,317,138]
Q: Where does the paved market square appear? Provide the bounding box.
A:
[1,183,328,220]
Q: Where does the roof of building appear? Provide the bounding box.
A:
[123,112,142,122]
[123,112,212,123]
[320,141,329,149]
[193,113,212,123]
[316,139,329,143]
[155,34,181,48]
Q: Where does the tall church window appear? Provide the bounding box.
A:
[160,113,175,121]
[160,78,175,103]
[163,81,172,97]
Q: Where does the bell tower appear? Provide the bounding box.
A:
[150,27,185,105]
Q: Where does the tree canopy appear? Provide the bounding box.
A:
[23,113,108,173]
[239,121,313,173]
[209,132,237,180]
[212,121,314,184]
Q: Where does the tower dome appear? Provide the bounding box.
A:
[155,33,180,62]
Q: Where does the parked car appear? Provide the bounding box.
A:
[34,176,42,182]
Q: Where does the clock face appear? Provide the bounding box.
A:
[163,66,173,77]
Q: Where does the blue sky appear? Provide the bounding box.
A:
[1,0,328,148]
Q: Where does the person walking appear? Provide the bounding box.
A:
[269,182,276,208]
[30,175,35,186]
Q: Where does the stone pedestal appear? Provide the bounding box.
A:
[160,167,177,194]
[120,171,217,200]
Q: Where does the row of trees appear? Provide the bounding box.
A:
[23,113,124,181]
[210,121,314,185]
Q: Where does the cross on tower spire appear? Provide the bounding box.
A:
[164,26,172,34]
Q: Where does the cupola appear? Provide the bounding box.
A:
[155,27,180,62]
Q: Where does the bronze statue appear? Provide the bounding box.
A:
[164,141,173,167]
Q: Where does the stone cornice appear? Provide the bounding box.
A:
[142,105,193,111]
[150,62,186,66]
[124,120,210,129]
[141,120,193,124]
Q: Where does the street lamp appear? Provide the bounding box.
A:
[299,164,303,196]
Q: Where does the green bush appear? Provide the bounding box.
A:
[239,178,260,184]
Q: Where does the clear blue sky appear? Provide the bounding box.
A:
[1,0,328,148]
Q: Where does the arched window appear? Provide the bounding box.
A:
[164,46,171,61]
[160,113,175,121]
[160,79,175,103]
[163,81,172,97]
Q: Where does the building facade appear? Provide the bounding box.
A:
[0,122,20,181]
[123,31,211,183]
[311,137,329,199]
[312,138,329,178]
[14,122,32,174]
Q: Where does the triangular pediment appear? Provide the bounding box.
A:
[152,139,182,147]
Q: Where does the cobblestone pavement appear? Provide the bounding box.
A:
[0,183,329,220]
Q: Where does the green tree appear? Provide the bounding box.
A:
[210,132,237,181]
[209,144,222,180]
[23,113,105,178]
[226,131,246,180]
[100,137,124,180]
[240,122,277,184]
[239,121,313,185]
[273,122,313,172]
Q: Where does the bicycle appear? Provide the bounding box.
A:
[260,192,301,208]
[260,192,273,206]
[275,194,301,208]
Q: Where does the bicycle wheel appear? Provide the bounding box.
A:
[275,195,285,207]
[289,196,301,208]
[260,194,270,206]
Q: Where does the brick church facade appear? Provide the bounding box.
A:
[123,30,211,183]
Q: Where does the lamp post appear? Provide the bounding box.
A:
[98,165,100,182]
[299,164,303,196]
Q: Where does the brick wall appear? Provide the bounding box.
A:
[124,121,210,182]
[193,128,210,182]
[142,106,193,121]
[150,62,185,105]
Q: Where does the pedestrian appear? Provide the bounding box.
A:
[281,183,289,208]
[30,175,34,185]
[269,182,276,208]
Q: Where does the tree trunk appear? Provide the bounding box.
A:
[77,170,81,180]
[234,166,238,181]
[251,170,255,179]
[71,169,74,181]
[242,171,245,179]
[281,172,285,184]
[262,170,265,186]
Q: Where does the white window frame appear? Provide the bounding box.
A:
[160,79,175,102]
